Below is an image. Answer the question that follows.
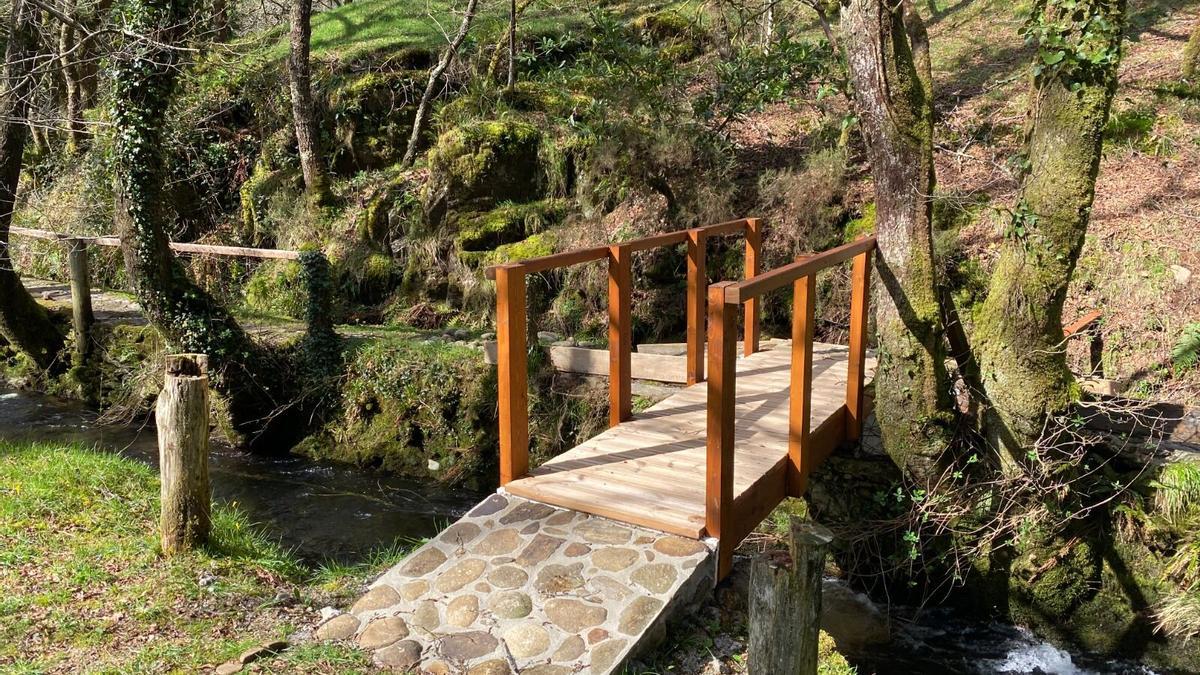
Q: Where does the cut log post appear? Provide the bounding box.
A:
[748,518,833,675]
[66,238,94,361]
[157,354,211,555]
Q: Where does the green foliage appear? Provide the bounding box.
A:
[1172,322,1200,372]
[1020,0,1125,85]
[242,260,307,320]
[1153,461,1200,525]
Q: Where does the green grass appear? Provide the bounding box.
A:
[0,441,385,673]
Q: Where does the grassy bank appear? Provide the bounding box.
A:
[0,441,391,673]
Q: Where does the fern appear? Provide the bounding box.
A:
[1155,588,1200,642]
[1173,322,1200,371]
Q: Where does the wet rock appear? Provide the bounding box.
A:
[534,563,585,594]
[447,595,480,627]
[441,522,482,545]
[358,617,409,649]
[351,585,401,614]
[631,563,677,593]
[516,534,565,566]
[544,598,608,632]
[434,559,487,593]
[619,597,663,635]
[476,528,523,555]
[489,590,533,619]
[315,613,359,641]
[374,639,422,669]
[503,622,551,658]
[553,634,586,661]
[470,493,508,517]
[441,631,498,661]
[576,520,632,545]
[590,638,628,672]
[487,565,528,589]
[593,547,639,572]
[400,547,448,577]
[653,537,707,557]
[500,501,555,524]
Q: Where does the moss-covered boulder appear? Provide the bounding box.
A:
[455,199,569,257]
[294,338,498,487]
[423,120,544,226]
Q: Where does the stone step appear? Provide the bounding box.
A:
[319,493,715,673]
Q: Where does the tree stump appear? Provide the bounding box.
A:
[157,354,211,555]
[748,518,833,675]
[66,238,94,361]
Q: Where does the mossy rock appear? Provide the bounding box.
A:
[243,260,308,320]
[294,338,499,487]
[326,68,424,172]
[454,199,569,253]
[630,10,709,62]
[423,120,544,226]
[239,161,293,244]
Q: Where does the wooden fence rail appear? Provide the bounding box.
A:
[706,236,876,576]
[485,218,763,487]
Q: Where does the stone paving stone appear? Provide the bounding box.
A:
[334,493,713,673]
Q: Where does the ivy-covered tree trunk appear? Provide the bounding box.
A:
[842,0,954,480]
[973,0,1126,466]
[1184,20,1200,81]
[0,0,68,372]
[110,0,292,450]
[288,0,332,206]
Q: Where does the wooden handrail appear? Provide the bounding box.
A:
[9,226,302,260]
[724,237,876,304]
[491,217,763,487]
[1064,309,1104,377]
[705,237,876,577]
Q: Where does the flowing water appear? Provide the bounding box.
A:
[0,389,1173,674]
[0,388,483,563]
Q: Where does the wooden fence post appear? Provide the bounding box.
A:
[608,244,632,426]
[748,519,833,675]
[788,273,816,497]
[157,353,211,556]
[743,218,762,356]
[495,264,529,485]
[844,249,872,441]
[66,238,94,360]
[706,282,737,579]
[686,228,707,386]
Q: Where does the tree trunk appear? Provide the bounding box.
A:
[110,0,292,450]
[212,0,233,42]
[289,0,332,206]
[401,0,481,168]
[487,0,533,83]
[973,0,1127,467]
[0,0,68,372]
[507,0,517,89]
[157,353,211,555]
[841,0,954,480]
[1184,20,1200,81]
[58,0,88,154]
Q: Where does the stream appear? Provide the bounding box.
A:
[0,389,1173,674]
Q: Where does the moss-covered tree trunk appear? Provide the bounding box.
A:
[841,0,954,479]
[0,0,68,372]
[288,0,332,206]
[110,0,293,450]
[1184,20,1200,81]
[973,0,1126,467]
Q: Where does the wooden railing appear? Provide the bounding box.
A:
[485,217,763,486]
[1063,309,1104,377]
[705,236,876,576]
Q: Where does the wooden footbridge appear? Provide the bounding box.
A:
[486,218,875,577]
[326,219,876,672]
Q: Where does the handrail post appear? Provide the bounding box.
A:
[495,264,529,485]
[608,244,632,426]
[686,228,707,385]
[65,237,94,362]
[706,282,737,579]
[845,248,872,442]
[788,273,816,497]
[743,218,761,356]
